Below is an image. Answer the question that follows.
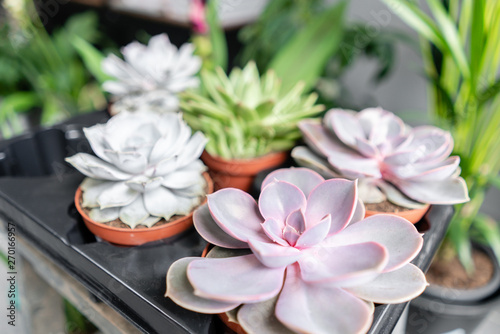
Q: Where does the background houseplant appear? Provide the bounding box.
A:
[180,61,324,191]
[382,0,500,271]
[0,0,108,138]
[66,110,212,245]
[382,0,500,332]
[293,107,469,223]
[166,167,427,334]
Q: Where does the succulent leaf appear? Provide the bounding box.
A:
[166,257,240,313]
[345,263,427,304]
[238,297,295,334]
[275,264,374,334]
[294,108,470,208]
[298,242,388,285]
[187,255,286,303]
[89,207,120,223]
[324,215,424,272]
[80,178,113,208]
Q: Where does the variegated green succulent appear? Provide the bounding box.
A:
[180,61,324,159]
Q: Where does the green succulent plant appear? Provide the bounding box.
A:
[180,62,324,160]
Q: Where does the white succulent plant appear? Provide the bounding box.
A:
[66,110,208,229]
[102,33,201,113]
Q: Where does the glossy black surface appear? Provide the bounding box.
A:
[0,112,453,334]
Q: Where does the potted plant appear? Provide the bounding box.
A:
[381,1,500,332]
[292,107,469,223]
[0,0,108,138]
[165,167,427,333]
[180,61,324,191]
[100,33,202,115]
[66,110,213,246]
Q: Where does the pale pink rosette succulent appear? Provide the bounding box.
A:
[293,108,469,209]
[166,168,427,334]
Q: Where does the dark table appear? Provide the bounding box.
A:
[0,111,453,334]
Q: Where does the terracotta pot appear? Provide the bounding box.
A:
[201,243,247,334]
[201,150,289,191]
[364,204,431,224]
[75,173,213,246]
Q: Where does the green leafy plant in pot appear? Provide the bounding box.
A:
[66,110,213,246]
[383,0,500,332]
[180,61,324,191]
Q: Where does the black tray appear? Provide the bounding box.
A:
[0,111,453,334]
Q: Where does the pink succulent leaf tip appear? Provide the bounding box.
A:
[168,168,427,334]
[189,0,209,34]
[293,107,470,208]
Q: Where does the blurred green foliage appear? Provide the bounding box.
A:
[0,0,109,138]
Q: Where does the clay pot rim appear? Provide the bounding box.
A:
[364,203,431,224]
[74,172,213,233]
[201,150,288,167]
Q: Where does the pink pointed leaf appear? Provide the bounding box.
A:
[275,264,374,334]
[355,137,379,157]
[248,239,302,268]
[325,214,423,272]
[166,258,240,313]
[285,209,306,234]
[327,151,382,179]
[347,199,366,226]
[261,218,288,246]
[346,263,427,304]
[283,225,300,247]
[392,177,470,205]
[261,167,325,197]
[328,109,365,147]
[295,214,331,248]
[298,242,388,284]
[259,180,306,222]
[404,157,460,182]
[238,297,295,334]
[194,204,249,249]
[187,255,286,303]
[305,179,357,234]
[298,121,348,159]
[207,189,267,243]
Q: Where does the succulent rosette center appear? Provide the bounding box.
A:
[166,168,428,334]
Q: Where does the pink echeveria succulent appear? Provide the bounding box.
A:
[165,168,427,334]
[292,108,469,209]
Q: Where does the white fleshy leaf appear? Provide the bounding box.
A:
[119,196,150,229]
[89,207,120,223]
